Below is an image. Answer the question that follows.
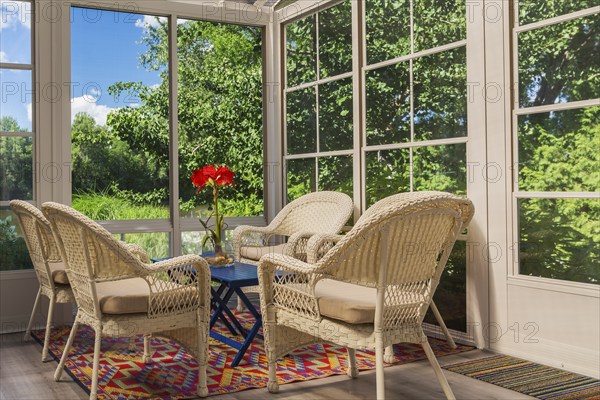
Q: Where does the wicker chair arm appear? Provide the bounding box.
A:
[233,225,272,260]
[306,233,345,264]
[260,253,324,275]
[124,243,150,263]
[143,254,207,275]
[142,255,210,318]
[259,254,324,321]
[284,231,319,261]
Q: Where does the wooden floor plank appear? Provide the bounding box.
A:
[0,331,533,400]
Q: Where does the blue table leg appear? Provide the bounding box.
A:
[229,287,263,367]
[210,285,237,335]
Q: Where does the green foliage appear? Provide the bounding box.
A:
[72,193,168,220]
[0,215,33,271]
[105,20,264,216]
[0,117,32,201]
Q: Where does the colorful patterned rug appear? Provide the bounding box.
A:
[443,354,600,400]
[33,312,474,399]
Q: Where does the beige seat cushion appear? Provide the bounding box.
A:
[48,262,70,285]
[96,278,151,314]
[314,279,377,324]
[240,243,288,261]
[96,278,198,315]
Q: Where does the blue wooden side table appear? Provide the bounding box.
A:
[152,256,262,367]
[209,262,262,367]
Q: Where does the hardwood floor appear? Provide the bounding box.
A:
[0,331,533,400]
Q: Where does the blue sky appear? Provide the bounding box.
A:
[70,7,164,126]
[1,2,163,130]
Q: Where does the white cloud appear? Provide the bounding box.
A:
[26,102,31,122]
[135,15,162,29]
[71,95,116,126]
[0,51,8,62]
[0,0,31,31]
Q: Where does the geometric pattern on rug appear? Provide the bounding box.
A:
[443,354,600,400]
[33,311,474,399]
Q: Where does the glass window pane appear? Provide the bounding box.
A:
[413,144,467,195]
[366,62,410,146]
[286,15,317,87]
[518,107,600,192]
[319,0,352,78]
[286,87,317,154]
[0,206,33,271]
[0,69,33,132]
[182,230,234,255]
[519,0,598,26]
[318,155,353,198]
[121,232,170,260]
[365,0,410,65]
[177,19,264,218]
[70,8,169,220]
[413,47,467,141]
[286,158,316,202]
[319,77,353,151]
[0,0,32,64]
[518,16,599,108]
[0,136,32,200]
[414,0,466,52]
[518,198,599,285]
[365,149,410,207]
[424,241,466,332]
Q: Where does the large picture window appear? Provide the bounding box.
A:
[70,7,264,258]
[0,0,34,271]
[283,0,469,331]
[513,2,599,285]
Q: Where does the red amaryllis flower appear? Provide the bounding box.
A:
[215,166,234,186]
[190,164,236,253]
[191,165,235,191]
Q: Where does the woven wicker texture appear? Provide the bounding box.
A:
[233,191,353,264]
[9,200,76,362]
[232,191,353,310]
[258,191,474,400]
[42,202,211,400]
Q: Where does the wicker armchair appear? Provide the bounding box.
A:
[10,200,152,363]
[258,191,474,400]
[233,191,353,310]
[9,200,77,362]
[42,202,211,400]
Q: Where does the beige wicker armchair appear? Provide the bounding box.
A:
[42,202,211,400]
[258,191,474,400]
[10,200,77,362]
[10,200,152,363]
[233,191,353,310]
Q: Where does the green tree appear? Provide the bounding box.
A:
[107,19,263,216]
[0,116,32,201]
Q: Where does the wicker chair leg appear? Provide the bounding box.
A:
[197,323,209,398]
[383,345,395,364]
[42,294,56,362]
[430,301,456,349]
[375,339,385,400]
[422,339,455,400]
[143,335,151,364]
[24,287,42,342]
[346,348,358,378]
[267,358,279,393]
[236,295,245,312]
[90,329,102,400]
[54,318,80,381]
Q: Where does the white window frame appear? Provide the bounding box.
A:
[57,0,272,257]
[508,3,600,294]
[277,0,489,346]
